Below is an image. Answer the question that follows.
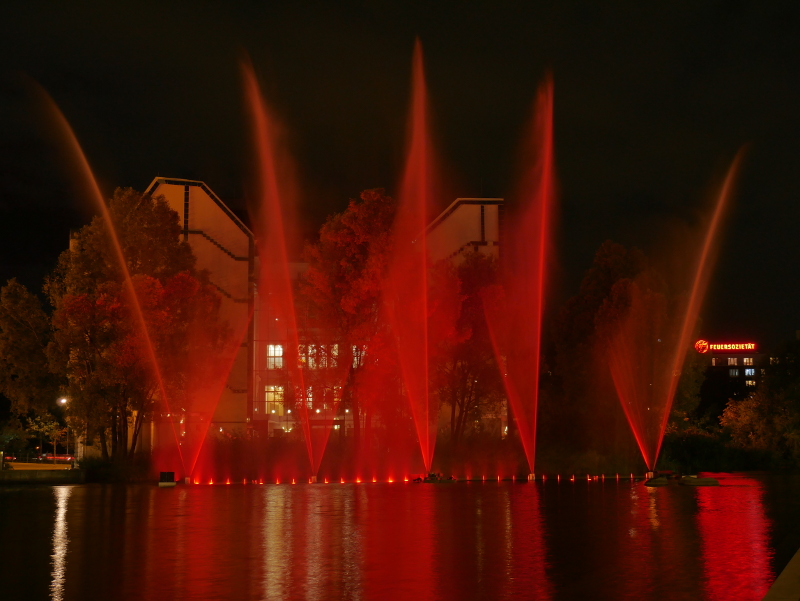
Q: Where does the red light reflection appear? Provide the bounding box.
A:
[696,474,773,599]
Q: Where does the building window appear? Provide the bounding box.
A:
[745,380,756,387]
[254,385,285,416]
[761,369,766,376]
[267,344,283,369]
[711,357,720,366]
[266,386,284,415]
[745,368,755,377]
[728,357,738,366]
[729,368,739,377]
[743,357,753,366]
[770,357,780,365]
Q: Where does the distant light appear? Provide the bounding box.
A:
[271,410,276,414]
[58,398,67,405]
[287,409,291,414]
[315,409,320,413]
[345,409,349,413]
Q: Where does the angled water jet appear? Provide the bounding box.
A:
[601,151,743,471]
[34,84,185,474]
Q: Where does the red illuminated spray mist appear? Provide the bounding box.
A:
[483,76,555,475]
[605,152,743,470]
[35,85,185,474]
[385,40,438,472]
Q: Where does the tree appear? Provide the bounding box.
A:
[45,187,219,463]
[720,339,800,466]
[0,279,61,414]
[436,252,504,444]
[300,189,398,448]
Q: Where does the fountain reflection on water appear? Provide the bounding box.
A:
[50,486,73,601]
[19,475,791,600]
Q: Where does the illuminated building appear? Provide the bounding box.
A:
[143,180,504,442]
[694,339,767,417]
[144,178,255,431]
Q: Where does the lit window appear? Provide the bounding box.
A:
[728,357,738,366]
[267,344,283,369]
[711,357,720,366]
[770,357,780,365]
[265,386,285,416]
[729,368,739,377]
[743,357,753,366]
[745,368,755,376]
[761,369,766,376]
[745,380,756,387]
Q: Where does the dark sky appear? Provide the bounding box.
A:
[1,1,799,348]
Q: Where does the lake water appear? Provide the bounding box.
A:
[1,473,798,600]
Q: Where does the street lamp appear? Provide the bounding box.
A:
[59,398,67,405]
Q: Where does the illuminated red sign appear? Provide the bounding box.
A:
[695,339,756,353]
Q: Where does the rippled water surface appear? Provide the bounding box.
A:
[1,473,798,600]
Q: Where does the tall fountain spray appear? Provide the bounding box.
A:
[242,61,341,477]
[36,85,185,473]
[385,40,438,473]
[483,76,555,475]
[605,152,743,471]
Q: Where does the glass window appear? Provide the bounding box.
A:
[265,386,285,415]
[728,357,738,366]
[267,344,283,369]
[770,357,780,365]
[745,368,755,376]
[743,357,753,366]
[711,357,720,366]
[729,368,739,377]
[745,380,756,387]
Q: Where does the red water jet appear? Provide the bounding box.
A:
[35,85,185,473]
[385,40,439,472]
[604,152,742,470]
[242,60,341,477]
[483,76,555,475]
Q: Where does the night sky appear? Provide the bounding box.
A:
[1,1,799,349]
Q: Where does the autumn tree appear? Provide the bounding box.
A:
[720,339,800,467]
[0,279,62,414]
[300,189,398,448]
[46,187,221,463]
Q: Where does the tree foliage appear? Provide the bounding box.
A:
[300,188,398,445]
[0,279,61,414]
[45,188,220,462]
